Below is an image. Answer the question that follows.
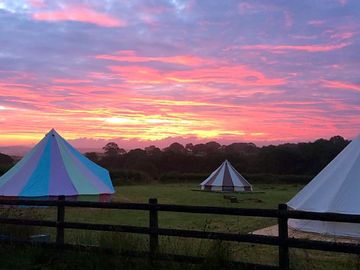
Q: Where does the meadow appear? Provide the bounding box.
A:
[66,183,301,231]
[0,183,359,269]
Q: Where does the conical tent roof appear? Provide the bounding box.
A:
[0,129,114,198]
[200,160,252,192]
[288,135,360,237]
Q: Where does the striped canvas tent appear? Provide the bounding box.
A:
[200,160,252,192]
[0,129,114,200]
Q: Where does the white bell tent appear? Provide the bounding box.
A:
[288,135,360,237]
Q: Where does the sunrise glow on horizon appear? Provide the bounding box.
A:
[0,0,359,148]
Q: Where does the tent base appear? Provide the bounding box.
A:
[288,219,360,238]
[0,194,112,204]
[200,185,253,192]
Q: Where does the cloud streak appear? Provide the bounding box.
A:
[32,4,126,27]
[96,50,212,66]
[240,42,350,53]
[322,80,360,92]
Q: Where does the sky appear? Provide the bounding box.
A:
[0,0,359,149]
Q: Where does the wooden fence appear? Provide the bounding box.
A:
[0,196,360,270]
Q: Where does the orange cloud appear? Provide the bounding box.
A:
[33,5,126,27]
[132,98,238,108]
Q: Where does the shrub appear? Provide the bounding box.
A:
[110,169,153,185]
[159,172,209,183]
[243,173,314,184]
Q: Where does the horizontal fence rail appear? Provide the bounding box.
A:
[0,197,360,270]
[288,209,360,223]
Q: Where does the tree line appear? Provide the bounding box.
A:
[0,136,350,184]
[86,135,349,184]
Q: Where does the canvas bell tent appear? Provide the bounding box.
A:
[288,135,360,237]
[0,129,114,200]
[200,160,252,192]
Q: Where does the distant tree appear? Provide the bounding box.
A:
[192,143,207,156]
[103,142,125,157]
[185,143,194,154]
[126,148,147,160]
[0,153,14,176]
[204,141,221,154]
[145,145,161,156]
[0,153,14,167]
[225,143,258,154]
[330,135,349,148]
[96,135,350,184]
[163,142,186,154]
[85,152,99,162]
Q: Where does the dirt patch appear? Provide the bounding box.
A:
[252,225,360,243]
[239,198,264,203]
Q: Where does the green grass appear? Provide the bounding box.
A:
[114,183,301,206]
[1,183,359,269]
[64,183,302,232]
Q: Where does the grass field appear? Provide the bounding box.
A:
[1,183,359,269]
[65,183,303,232]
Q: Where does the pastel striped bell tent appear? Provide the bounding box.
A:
[200,160,252,192]
[0,129,114,201]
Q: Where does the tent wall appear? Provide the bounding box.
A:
[289,219,360,238]
[287,135,360,237]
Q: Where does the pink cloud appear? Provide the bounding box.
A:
[96,50,213,66]
[53,78,93,84]
[308,20,325,26]
[98,51,285,87]
[238,2,272,14]
[168,65,286,86]
[322,80,360,92]
[240,42,350,52]
[290,35,317,40]
[32,5,126,27]
[330,32,353,40]
[108,64,285,87]
[339,0,347,6]
[27,0,46,8]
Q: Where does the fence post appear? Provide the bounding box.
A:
[56,195,65,246]
[149,198,159,258]
[278,203,289,270]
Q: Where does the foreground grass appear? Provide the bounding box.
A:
[1,183,359,269]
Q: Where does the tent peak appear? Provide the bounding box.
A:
[46,128,59,137]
